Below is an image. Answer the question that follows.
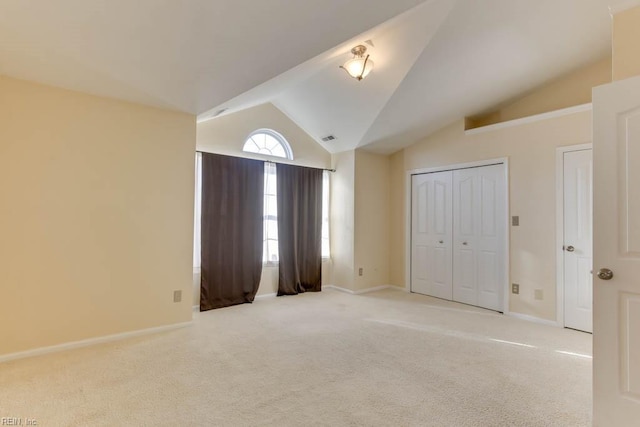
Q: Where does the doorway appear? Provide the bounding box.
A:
[556,144,593,333]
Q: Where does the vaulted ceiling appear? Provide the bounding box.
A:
[0,0,624,154]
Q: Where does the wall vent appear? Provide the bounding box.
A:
[212,108,228,117]
[321,135,336,142]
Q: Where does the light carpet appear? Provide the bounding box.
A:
[0,288,592,426]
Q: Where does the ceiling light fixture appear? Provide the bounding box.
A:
[340,45,374,81]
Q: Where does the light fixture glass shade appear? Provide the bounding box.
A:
[343,56,374,80]
[341,45,374,81]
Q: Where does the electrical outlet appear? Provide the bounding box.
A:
[173,290,182,303]
[358,267,363,276]
[534,289,543,300]
[512,283,520,294]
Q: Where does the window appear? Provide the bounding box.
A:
[263,162,279,263]
[243,129,293,160]
[321,171,330,257]
[194,133,330,268]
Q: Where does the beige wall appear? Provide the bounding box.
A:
[194,102,332,301]
[613,6,640,81]
[391,111,592,321]
[353,150,390,290]
[468,57,611,129]
[330,151,356,290]
[0,76,196,356]
[197,103,331,169]
[389,150,406,288]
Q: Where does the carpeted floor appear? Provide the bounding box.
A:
[0,289,591,426]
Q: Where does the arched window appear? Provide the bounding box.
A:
[242,129,293,159]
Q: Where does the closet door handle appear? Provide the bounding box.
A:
[439,240,444,244]
[462,242,468,246]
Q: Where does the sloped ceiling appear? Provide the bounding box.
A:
[0,0,628,154]
[0,0,425,113]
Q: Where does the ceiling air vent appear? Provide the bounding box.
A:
[321,135,336,142]
[212,108,228,117]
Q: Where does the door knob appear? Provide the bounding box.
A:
[566,245,575,252]
[597,268,614,280]
[438,240,443,244]
[462,242,468,246]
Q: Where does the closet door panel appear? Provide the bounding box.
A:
[476,165,505,311]
[453,169,479,305]
[411,172,453,300]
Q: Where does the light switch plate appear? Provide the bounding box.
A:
[512,216,519,226]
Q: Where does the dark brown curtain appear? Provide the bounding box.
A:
[200,153,264,311]
[276,163,323,295]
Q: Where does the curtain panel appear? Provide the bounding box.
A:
[276,163,323,295]
[200,153,264,311]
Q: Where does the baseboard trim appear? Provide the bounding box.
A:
[193,305,200,312]
[0,321,192,364]
[324,285,404,295]
[507,312,560,327]
[255,293,277,300]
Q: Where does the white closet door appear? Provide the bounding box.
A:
[452,168,478,305]
[411,171,453,300]
[453,165,505,311]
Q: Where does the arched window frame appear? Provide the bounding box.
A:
[242,128,293,160]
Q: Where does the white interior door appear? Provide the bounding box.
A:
[453,165,505,311]
[593,75,640,424]
[563,149,593,333]
[411,171,452,300]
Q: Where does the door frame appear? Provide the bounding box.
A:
[555,143,592,328]
[405,157,510,314]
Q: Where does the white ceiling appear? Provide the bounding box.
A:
[0,0,424,112]
[0,0,630,154]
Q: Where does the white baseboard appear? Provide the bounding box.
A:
[193,305,200,312]
[255,293,277,300]
[507,312,560,327]
[0,321,192,364]
[324,284,404,295]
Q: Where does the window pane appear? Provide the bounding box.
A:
[266,219,278,239]
[272,145,285,158]
[265,175,277,194]
[243,141,260,153]
[267,240,279,262]
[265,134,280,151]
[265,196,277,216]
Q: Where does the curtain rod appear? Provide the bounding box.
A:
[196,150,336,172]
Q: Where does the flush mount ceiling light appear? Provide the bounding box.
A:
[340,45,374,81]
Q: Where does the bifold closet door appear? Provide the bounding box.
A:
[411,171,453,300]
[452,165,505,311]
